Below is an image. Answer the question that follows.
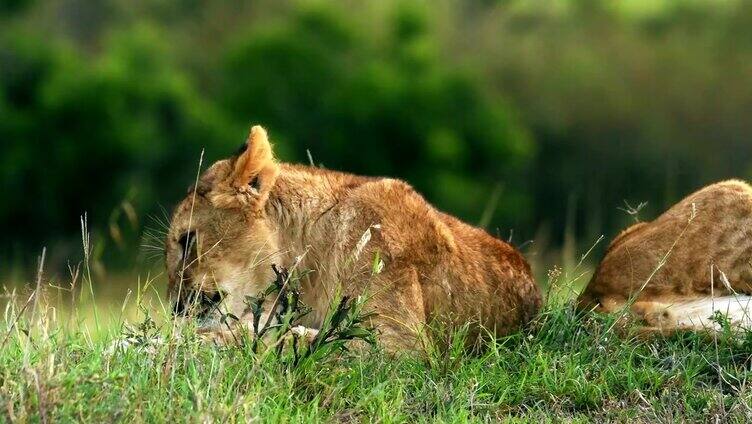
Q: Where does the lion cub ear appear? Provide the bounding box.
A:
[231,125,279,189]
[217,125,280,208]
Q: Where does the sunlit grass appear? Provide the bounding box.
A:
[4,283,752,421]
[3,248,752,422]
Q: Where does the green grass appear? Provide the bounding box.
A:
[3,286,752,423]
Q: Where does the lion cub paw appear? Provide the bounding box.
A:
[197,327,247,346]
[290,325,319,343]
[197,325,320,347]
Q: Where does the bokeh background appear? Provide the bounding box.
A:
[2,0,752,288]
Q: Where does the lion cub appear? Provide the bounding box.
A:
[166,125,541,351]
[579,180,752,332]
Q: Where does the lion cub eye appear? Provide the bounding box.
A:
[178,231,197,260]
[249,176,261,192]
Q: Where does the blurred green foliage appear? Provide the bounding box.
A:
[1,0,752,268]
[221,4,531,226]
[0,26,235,258]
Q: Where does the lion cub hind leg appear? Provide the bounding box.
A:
[632,296,752,332]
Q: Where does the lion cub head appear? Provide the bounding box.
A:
[165,125,281,327]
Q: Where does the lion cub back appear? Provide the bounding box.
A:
[579,180,752,331]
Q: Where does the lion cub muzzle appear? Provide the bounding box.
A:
[171,289,225,320]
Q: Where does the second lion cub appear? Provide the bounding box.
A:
[579,180,752,331]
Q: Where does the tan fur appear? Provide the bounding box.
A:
[579,180,752,331]
[166,125,542,351]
